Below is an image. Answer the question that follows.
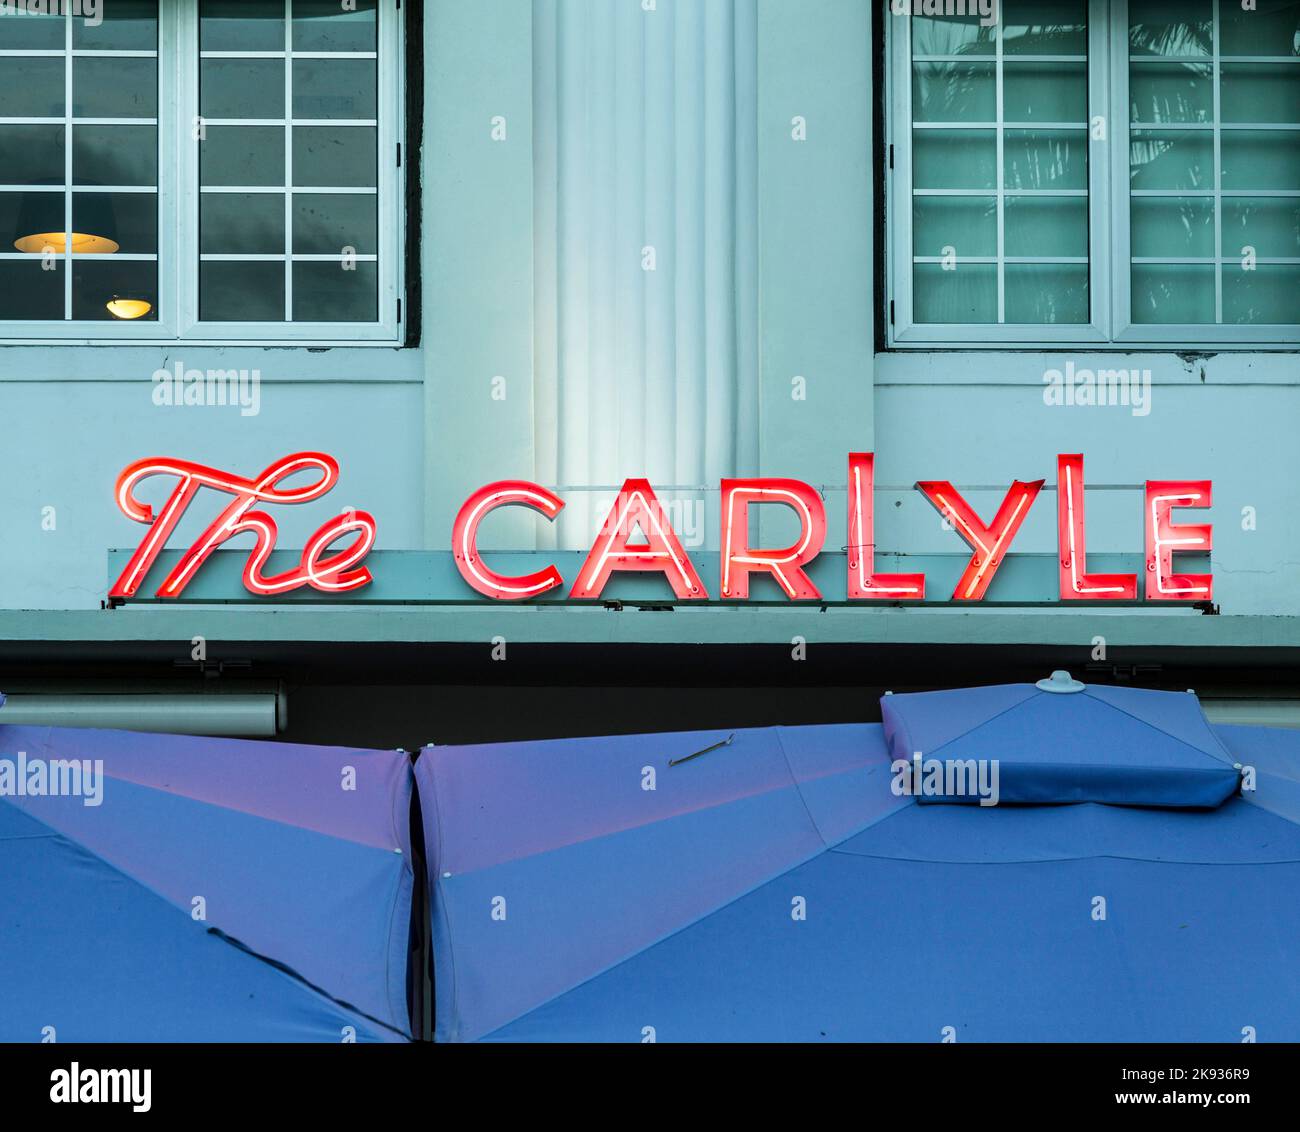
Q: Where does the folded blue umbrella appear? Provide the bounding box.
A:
[417,677,1300,1042]
[0,695,414,1043]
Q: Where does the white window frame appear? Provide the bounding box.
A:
[0,0,404,346]
[886,0,1299,349]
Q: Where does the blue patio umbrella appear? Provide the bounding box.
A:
[0,694,414,1042]
[417,676,1300,1042]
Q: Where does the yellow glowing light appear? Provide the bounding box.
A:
[13,231,120,254]
[106,298,152,320]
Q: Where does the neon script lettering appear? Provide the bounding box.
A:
[109,453,376,599]
[110,450,1212,603]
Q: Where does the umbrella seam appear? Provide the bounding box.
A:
[900,686,1040,761]
[1081,688,1239,766]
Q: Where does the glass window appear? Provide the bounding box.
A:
[198,0,380,327]
[0,0,401,340]
[891,0,1299,344]
[906,0,1091,329]
[0,2,160,323]
[1128,0,1300,327]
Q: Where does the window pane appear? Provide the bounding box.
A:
[201,193,285,254]
[73,125,157,186]
[1129,130,1213,190]
[1005,264,1089,322]
[292,193,377,254]
[200,261,286,321]
[911,12,994,57]
[73,0,158,50]
[911,62,995,123]
[1,192,62,254]
[1222,198,1300,259]
[913,197,997,258]
[1220,1,1300,56]
[1132,264,1215,323]
[201,0,286,51]
[292,126,376,187]
[1222,265,1300,324]
[1005,196,1088,256]
[72,193,157,255]
[1003,61,1086,122]
[292,0,378,52]
[0,10,63,49]
[1131,197,1214,257]
[201,59,286,120]
[1221,131,1300,191]
[912,130,996,189]
[0,260,64,320]
[201,126,285,186]
[1129,0,1212,57]
[1003,129,1087,190]
[1129,63,1213,124]
[0,56,65,118]
[292,59,377,120]
[0,125,65,186]
[1220,65,1300,126]
[1002,0,1086,55]
[913,263,998,323]
[73,260,158,321]
[292,261,377,322]
[73,58,158,120]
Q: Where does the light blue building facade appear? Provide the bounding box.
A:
[0,0,1296,744]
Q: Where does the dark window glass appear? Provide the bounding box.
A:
[0,57,65,118]
[292,0,377,52]
[201,58,286,120]
[73,125,157,186]
[292,126,375,187]
[0,260,64,321]
[292,59,376,119]
[0,125,66,186]
[73,58,159,119]
[73,259,159,321]
[201,193,286,254]
[200,0,286,51]
[292,261,377,322]
[73,0,159,50]
[74,193,158,254]
[200,126,286,186]
[200,260,286,321]
[292,193,376,254]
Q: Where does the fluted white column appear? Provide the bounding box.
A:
[533,0,759,549]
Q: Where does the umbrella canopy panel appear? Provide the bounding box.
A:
[1,801,404,1043]
[419,685,1299,1042]
[0,715,413,1041]
[881,681,1241,807]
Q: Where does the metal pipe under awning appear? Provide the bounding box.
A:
[0,693,281,737]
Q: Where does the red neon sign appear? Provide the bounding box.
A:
[915,476,1044,601]
[720,478,827,600]
[847,453,925,600]
[1145,480,1213,602]
[452,481,566,600]
[569,479,707,600]
[111,450,1214,604]
[1057,453,1138,601]
[109,453,376,599]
